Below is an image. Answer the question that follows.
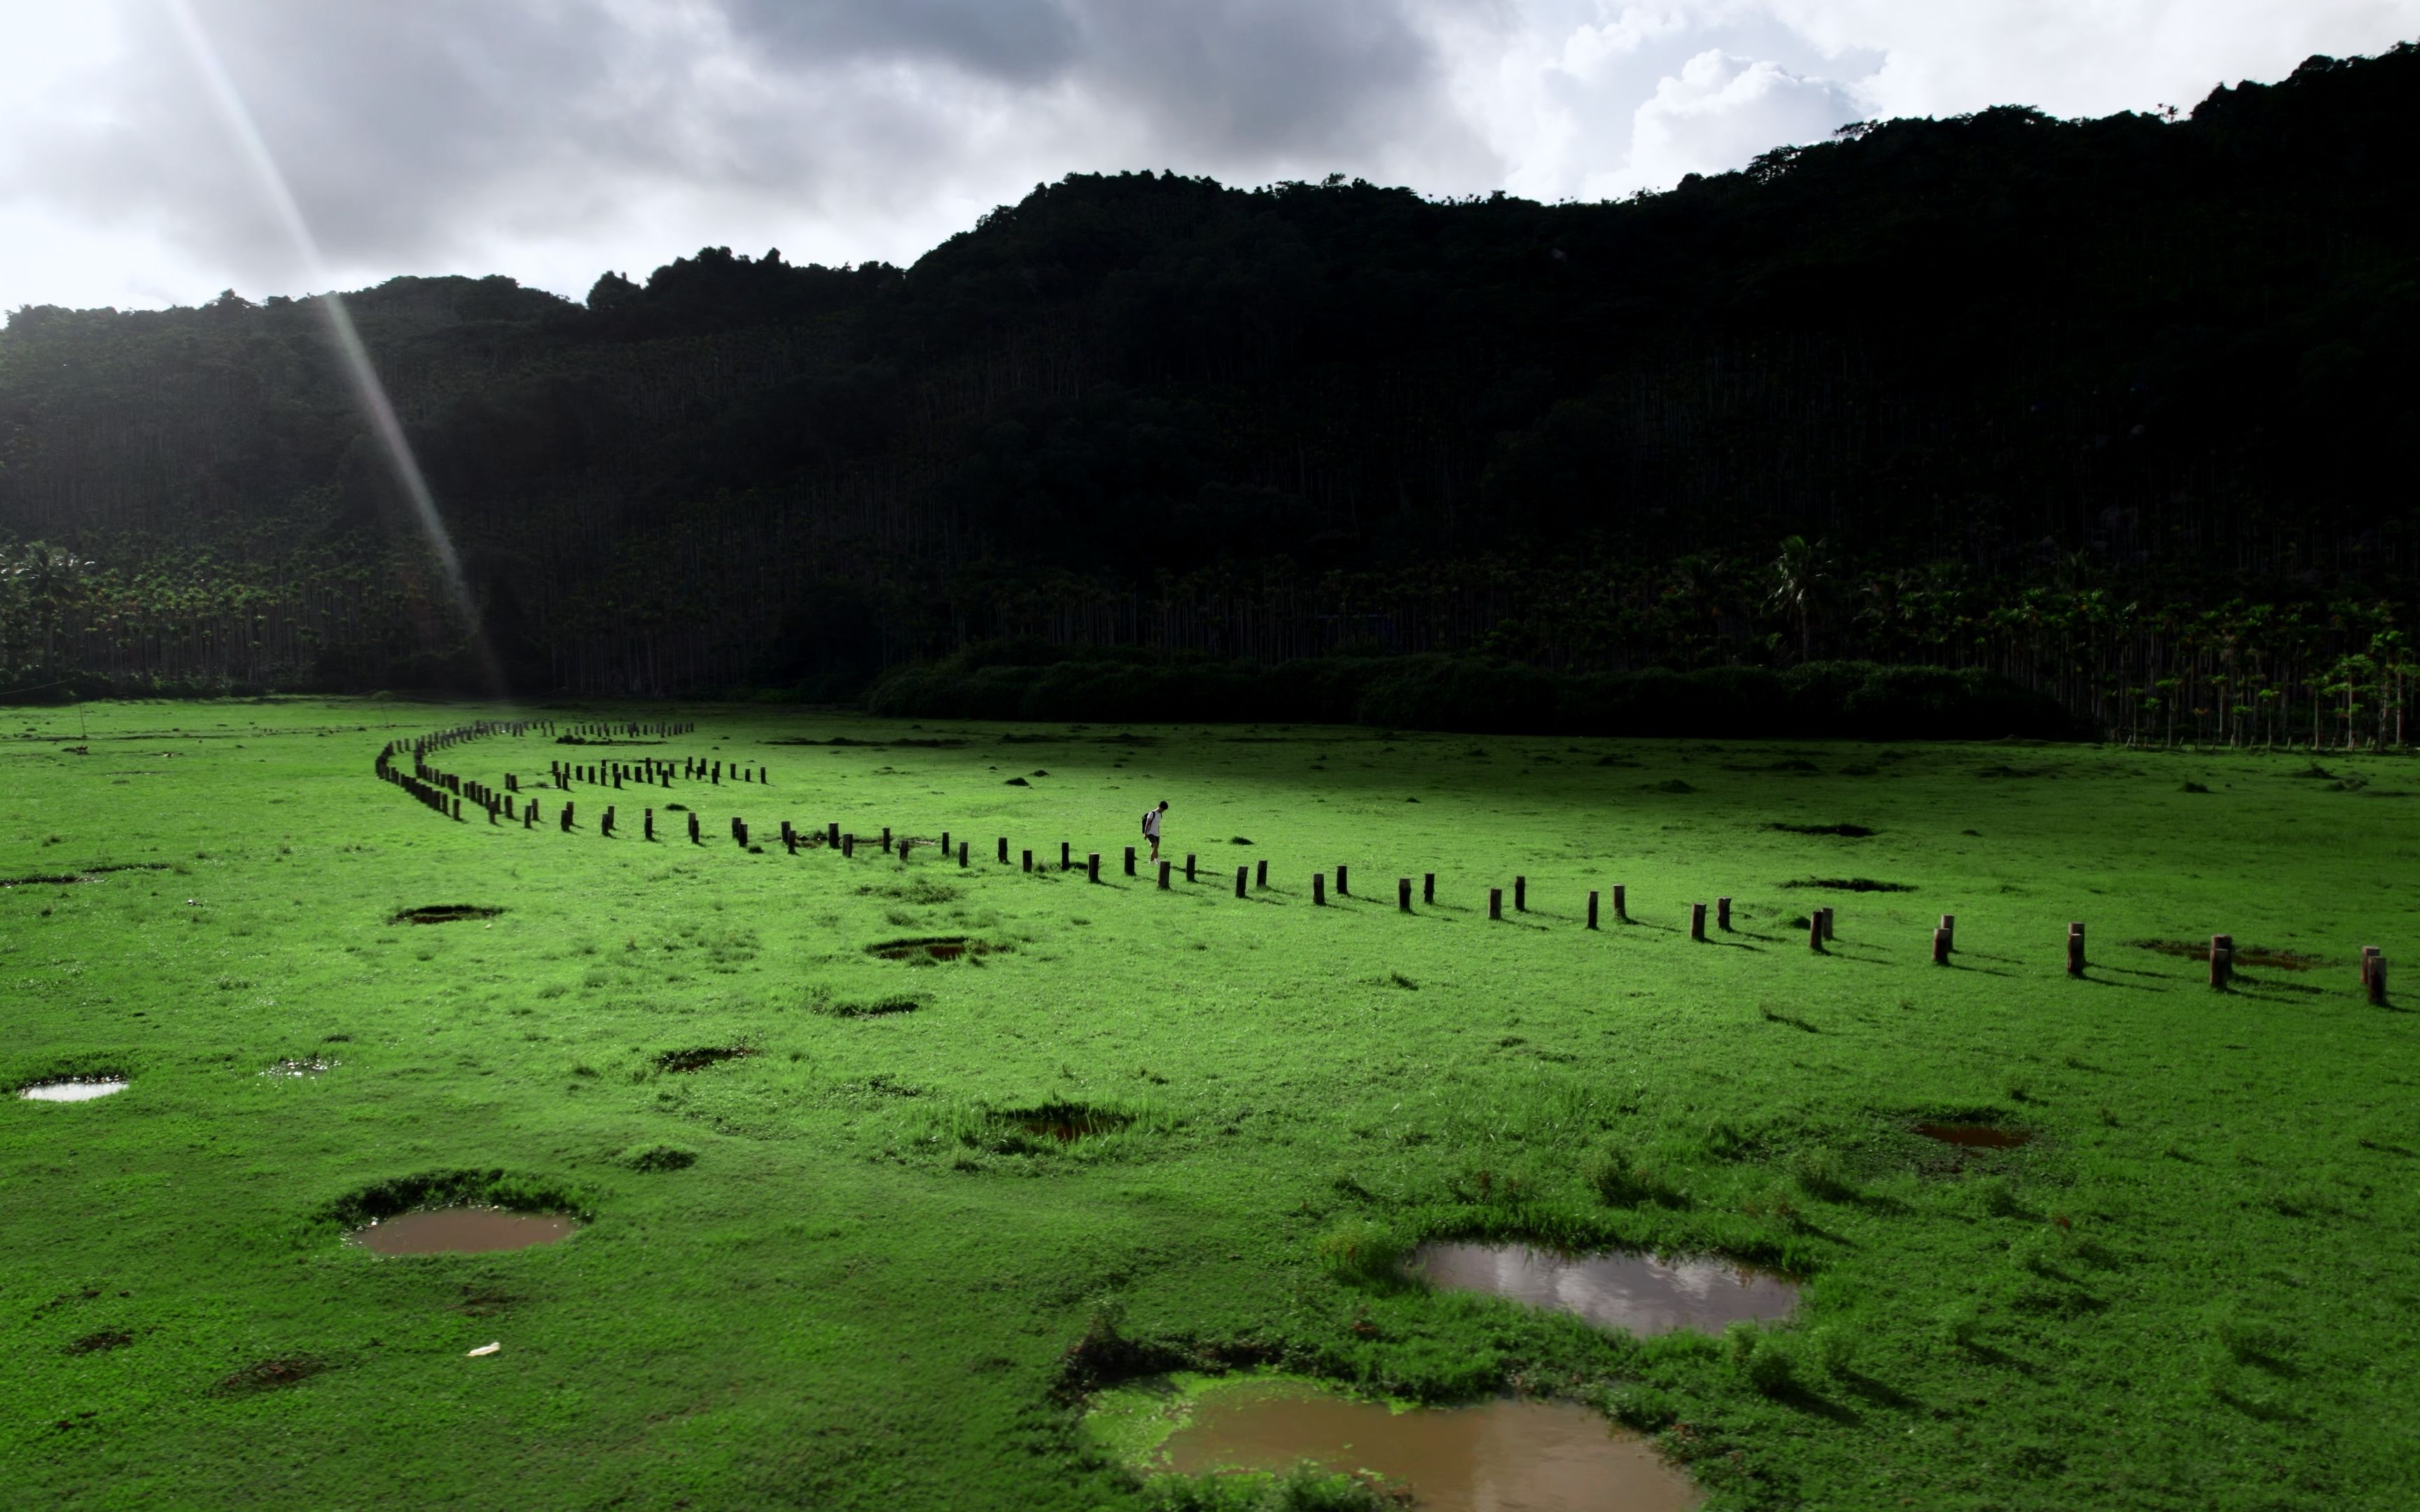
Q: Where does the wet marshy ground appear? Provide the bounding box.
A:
[655,1044,758,1073]
[389,904,505,925]
[348,1209,578,1255]
[1407,1242,1799,1336]
[1134,1378,1699,1512]
[263,1056,333,1077]
[20,1077,128,1102]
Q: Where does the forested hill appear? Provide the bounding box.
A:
[1,45,2415,738]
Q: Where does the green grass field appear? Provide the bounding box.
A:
[4,698,2416,1511]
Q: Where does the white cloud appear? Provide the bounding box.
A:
[0,0,2415,312]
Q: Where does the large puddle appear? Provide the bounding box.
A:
[1407,1243,1797,1336]
[20,1078,128,1102]
[1125,1378,1699,1511]
[348,1208,577,1255]
[1917,1122,2031,1149]
[389,904,504,925]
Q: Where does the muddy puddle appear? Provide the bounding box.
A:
[1917,1122,2031,1149]
[20,1077,127,1102]
[656,1045,757,1073]
[1407,1243,1797,1336]
[389,904,504,925]
[1139,1379,1699,1511]
[867,934,997,963]
[349,1208,578,1255]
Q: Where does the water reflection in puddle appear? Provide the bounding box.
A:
[349,1208,577,1255]
[1155,1382,1699,1512]
[1409,1243,1797,1335]
[20,1078,128,1102]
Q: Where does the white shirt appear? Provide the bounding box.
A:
[1142,809,1162,839]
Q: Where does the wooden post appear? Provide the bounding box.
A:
[998,836,1008,864]
[1398,877,1412,911]
[1690,902,1706,941]
[1237,867,1249,899]
[2362,946,2381,1001]
[1819,906,1835,941]
[882,826,892,848]
[2210,934,2233,990]
[784,827,795,855]
[1089,853,1101,884]
[1337,864,1349,897]
[828,822,840,847]
[1809,913,1825,952]
[1716,896,1731,931]
[1587,890,1599,930]
[1160,861,1173,890]
[1933,927,1952,965]
[941,831,950,855]
[1489,887,1502,920]
[2068,921,2086,976]
[1314,874,1327,906]
[1022,849,1034,873]
[561,803,573,832]
[843,833,854,858]
[2370,953,2389,1007]
[1060,841,1071,872]
[524,805,535,830]
[1514,876,1526,912]
[1256,860,1267,889]
[689,813,701,844]
[735,820,748,848]
[1125,846,1136,876]
[899,840,912,862]
[958,842,969,868]
[1612,884,1627,921]
[1185,853,1197,883]
[1939,914,1956,953]
[1422,872,1434,904]
[602,806,615,836]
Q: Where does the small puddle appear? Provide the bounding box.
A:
[389,904,504,925]
[1136,1378,1699,1511]
[20,1078,128,1102]
[349,1208,578,1255]
[1407,1243,1797,1335]
[867,934,995,963]
[1917,1122,2031,1149]
[1010,1103,1134,1142]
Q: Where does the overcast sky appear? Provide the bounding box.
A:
[3,0,2414,313]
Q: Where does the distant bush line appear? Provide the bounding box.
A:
[865,648,2077,741]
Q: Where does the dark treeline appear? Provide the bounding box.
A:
[1,46,2416,742]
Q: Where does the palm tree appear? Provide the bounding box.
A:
[1767,536,1831,663]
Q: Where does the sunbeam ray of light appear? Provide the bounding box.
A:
[165,0,505,697]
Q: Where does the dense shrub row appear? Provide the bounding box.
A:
[865,647,2078,740]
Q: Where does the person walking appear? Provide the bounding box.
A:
[1142,799,1168,863]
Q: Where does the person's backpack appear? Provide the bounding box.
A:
[1140,810,1152,835]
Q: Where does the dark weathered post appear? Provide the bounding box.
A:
[1336,864,1349,897]
[780,820,793,848]
[1022,848,1034,873]
[2210,933,2233,990]
[1514,876,1527,912]
[843,832,855,858]
[882,826,892,848]
[1256,860,1267,889]
[1489,887,1502,920]
[2362,946,2381,1000]
[2068,921,2086,976]
[2368,952,2388,1006]
[735,820,748,848]
[1237,867,1249,899]
[562,802,574,832]
[1422,872,1435,904]
[1939,913,1956,953]
[602,806,616,836]
[828,822,841,847]
[1314,874,1327,906]
[958,842,969,867]
[899,840,912,862]
[1060,841,1071,872]
[1690,902,1706,941]
[1933,927,1952,965]
[1125,846,1136,876]
[1716,896,1732,932]
[1185,853,1197,883]
[941,831,950,855]
[1612,884,1627,921]
[1587,890,1599,929]
[1818,906,1835,941]
[1809,913,1825,952]
[998,836,1009,864]
[1089,853,1101,883]
[1398,877,1412,911]
[523,805,535,830]
[1159,861,1173,890]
